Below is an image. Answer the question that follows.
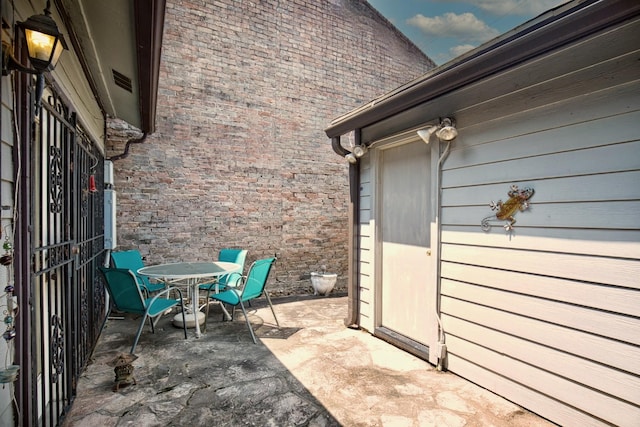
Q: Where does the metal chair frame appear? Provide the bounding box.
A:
[99,266,188,354]
[209,257,280,344]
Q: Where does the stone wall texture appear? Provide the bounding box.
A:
[107,0,435,295]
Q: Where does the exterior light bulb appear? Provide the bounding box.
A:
[25,29,56,61]
[352,145,367,158]
[436,126,458,141]
[345,153,357,164]
[436,118,458,141]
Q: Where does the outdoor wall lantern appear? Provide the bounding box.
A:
[417,117,458,143]
[2,1,66,76]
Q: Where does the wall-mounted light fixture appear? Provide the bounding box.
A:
[342,129,368,164]
[352,144,367,158]
[417,117,458,144]
[436,118,458,141]
[2,1,66,76]
[417,125,439,143]
[344,144,367,163]
[345,152,357,164]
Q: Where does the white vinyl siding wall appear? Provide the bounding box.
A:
[438,19,640,427]
[0,58,15,427]
[358,156,374,331]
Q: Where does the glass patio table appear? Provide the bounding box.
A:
[137,261,241,338]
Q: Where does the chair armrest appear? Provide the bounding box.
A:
[224,272,243,288]
[147,286,184,305]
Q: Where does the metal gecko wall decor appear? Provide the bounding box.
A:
[481,185,535,232]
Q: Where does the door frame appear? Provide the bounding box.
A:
[370,129,441,362]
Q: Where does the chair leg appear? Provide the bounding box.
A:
[200,295,207,333]
[131,316,148,354]
[215,301,233,321]
[179,299,188,339]
[203,291,215,331]
[238,300,257,344]
[205,293,211,319]
[264,292,280,328]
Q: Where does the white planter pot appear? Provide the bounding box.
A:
[310,272,337,296]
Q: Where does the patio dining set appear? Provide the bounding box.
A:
[97,249,280,354]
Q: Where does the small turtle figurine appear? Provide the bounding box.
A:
[109,353,138,392]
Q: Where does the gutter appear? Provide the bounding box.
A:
[324,0,640,138]
[331,136,349,157]
[134,0,166,134]
[109,132,148,162]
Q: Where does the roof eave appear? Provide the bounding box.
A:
[324,0,640,138]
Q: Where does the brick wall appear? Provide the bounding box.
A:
[107,0,435,295]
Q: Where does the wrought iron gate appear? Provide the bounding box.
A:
[19,83,106,426]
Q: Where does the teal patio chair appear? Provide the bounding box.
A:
[209,257,280,344]
[99,267,187,354]
[111,249,167,296]
[200,249,248,326]
[200,248,248,293]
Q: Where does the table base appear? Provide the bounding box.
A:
[173,311,205,329]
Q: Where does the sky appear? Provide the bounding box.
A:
[367,0,567,65]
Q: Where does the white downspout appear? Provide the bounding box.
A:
[434,139,452,371]
[418,119,456,371]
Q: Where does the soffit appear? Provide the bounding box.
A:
[58,0,164,133]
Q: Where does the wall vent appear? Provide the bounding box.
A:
[112,69,133,92]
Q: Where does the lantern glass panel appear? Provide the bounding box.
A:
[25,28,55,62]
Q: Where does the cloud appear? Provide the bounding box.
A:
[457,0,567,16]
[449,44,476,57]
[407,12,499,43]
[432,44,478,64]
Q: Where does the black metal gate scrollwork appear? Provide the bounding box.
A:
[49,146,63,214]
[26,82,106,426]
[50,314,64,383]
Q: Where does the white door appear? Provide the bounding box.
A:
[379,139,434,346]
